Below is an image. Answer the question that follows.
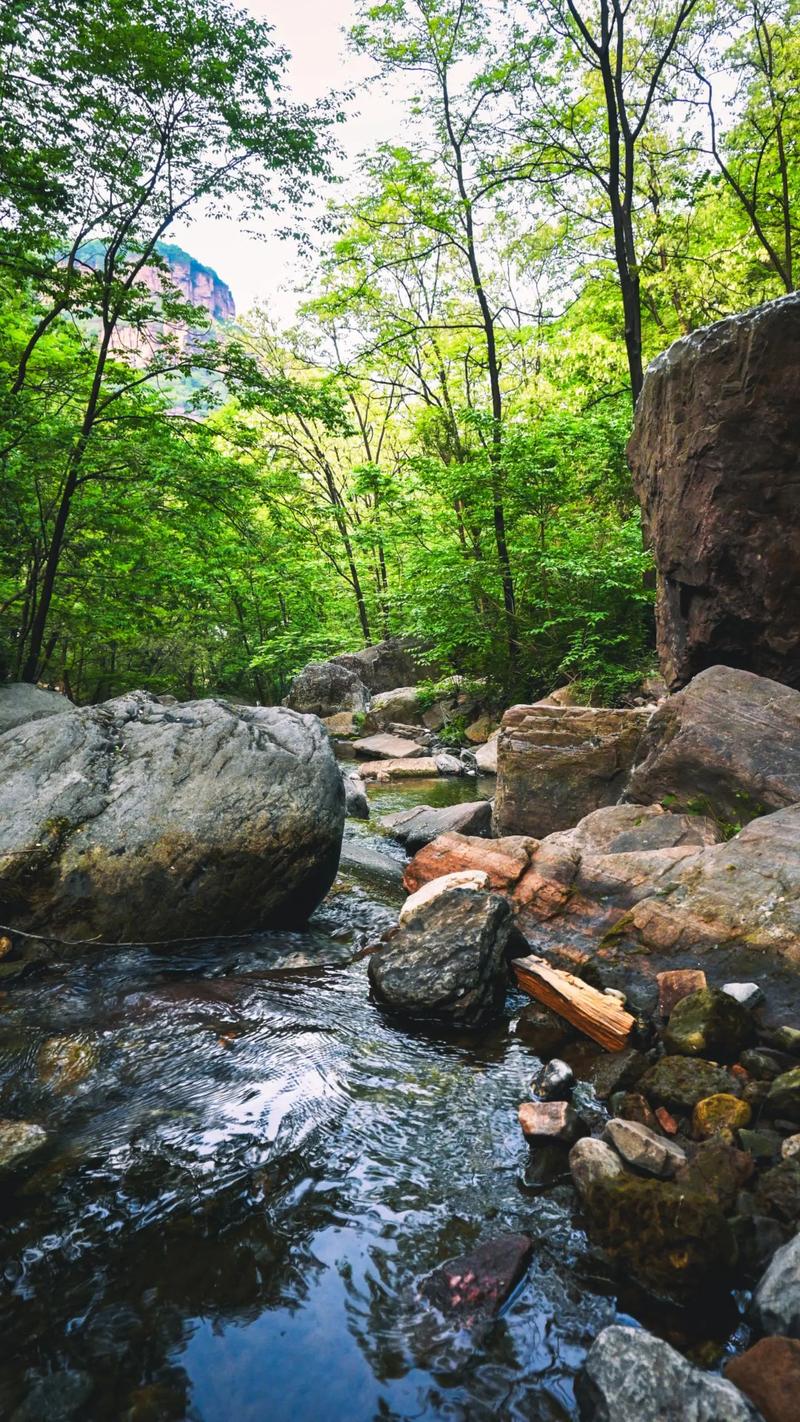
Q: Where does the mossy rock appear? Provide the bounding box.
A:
[752,1160,800,1226]
[766,1067,800,1123]
[585,1173,738,1302]
[663,988,755,1062]
[692,1093,752,1140]
[37,1036,97,1092]
[675,1139,755,1212]
[640,1056,738,1113]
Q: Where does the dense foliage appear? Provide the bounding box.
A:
[1,0,797,705]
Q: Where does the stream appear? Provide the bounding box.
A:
[0,777,746,1421]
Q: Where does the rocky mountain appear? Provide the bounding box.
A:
[143,241,235,324]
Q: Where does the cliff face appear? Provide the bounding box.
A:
[145,242,235,324]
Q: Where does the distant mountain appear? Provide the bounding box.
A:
[76,239,235,329]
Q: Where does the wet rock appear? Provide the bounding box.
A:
[569,1137,625,1197]
[628,293,800,690]
[368,889,512,1026]
[571,1080,608,1135]
[586,1046,646,1101]
[627,667,800,822]
[663,988,756,1061]
[741,1129,783,1161]
[578,1323,761,1421]
[723,982,764,1009]
[657,968,708,1017]
[403,831,537,896]
[766,1069,800,1124]
[583,1173,738,1299]
[338,839,404,889]
[655,1105,679,1135]
[605,1118,686,1178]
[419,1233,533,1321]
[383,800,491,852]
[37,1036,96,1092]
[725,1336,800,1422]
[518,1100,578,1144]
[434,752,463,777]
[753,1230,800,1337]
[0,682,71,736]
[676,1139,755,1211]
[753,1162,800,1227]
[533,1058,574,1101]
[342,771,369,820]
[493,704,651,838]
[742,1049,786,1081]
[10,1368,92,1421]
[692,1093,752,1139]
[353,732,423,760]
[614,1092,659,1130]
[0,1120,47,1171]
[640,1056,738,1113]
[399,870,490,926]
[0,692,345,940]
[772,1027,800,1057]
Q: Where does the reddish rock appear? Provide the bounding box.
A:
[493,704,651,838]
[518,1100,578,1143]
[724,1335,800,1422]
[628,293,800,690]
[655,1107,679,1136]
[420,1233,533,1321]
[402,832,537,895]
[657,969,708,1017]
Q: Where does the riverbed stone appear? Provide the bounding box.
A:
[753,1231,800,1336]
[399,869,491,926]
[493,704,651,838]
[363,687,423,732]
[692,1093,752,1139]
[752,1162,800,1228]
[605,1118,686,1178]
[586,1046,646,1100]
[403,832,537,896]
[357,756,439,780]
[37,1036,96,1092]
[725,1336,800,1422]
[533,1058,574,1101]
[420,1233,533,1321]
[342,771,369,820]
[640,1056,738,1113]
[766,1069,800,1124]
[0,1120,47,1171]
[723,982,764,1009]
[578,1324,762,1421]
[657,968,708,1017]
[782,1135,800,1162]
[382,800,491,852]
[569,1137,625,1197]
[663,988,756,1061]
[519,1100,578,1143]
[0,691,345,940]
[675,1139,755,1211]
[368,889,512,1026]
[353,733,423,760]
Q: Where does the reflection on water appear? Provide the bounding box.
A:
[0,784,733,1421]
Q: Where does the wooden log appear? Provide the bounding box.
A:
[512,954,634,1052]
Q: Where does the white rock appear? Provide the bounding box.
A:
[604,1118,686,1179]
[722,981,764,1008]
[781,1133,800,1161]
[399,870,490,926]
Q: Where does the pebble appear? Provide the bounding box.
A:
[518,1100,578,1143]
[655,1106,679,1135]
[532,1058,574,1101]
[782,1134,800,1162]
[568,1137,625,1198]
[692,1093,752,1140]
[722,981,764,1009]
[605,1117,687,1179]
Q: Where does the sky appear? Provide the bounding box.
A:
[171,0,400,321]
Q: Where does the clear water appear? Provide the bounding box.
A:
[0,786,741,1421]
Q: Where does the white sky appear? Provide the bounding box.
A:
[171,0,399,320]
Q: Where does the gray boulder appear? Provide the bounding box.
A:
[627,665,800,826]
[284,660,368,717]
[382,800,491,853]
[0,691,344,941]
[0,682,71,736]
[363,686,423,731]
[342,771,369,820]
[752,1230,800,1337]
[578,1325,762,1420]
[368,888,513,1026]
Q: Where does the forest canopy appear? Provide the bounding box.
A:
[1,0,797,705]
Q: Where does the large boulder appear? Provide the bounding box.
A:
[284,660,368,717]
[0,691,344,941]
[493,704,651,837]
[627,665,800,825]
[629,292,800,690]
[578,1325,761,1421]
[382,800,492,852]
[0,682,71,736]
[363,686,424,732]
[367,888,513,1026]
[336,637,429,693]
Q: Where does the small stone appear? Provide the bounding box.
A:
[603,987,627,1007]
[641,1056,737,1112]
[518,1100,578,1144]
[722,982,764,1009]
[740,1128,782,1160]
[741,1048,786,1081]
[605,1117,686,1178]
[663,988,756,1062]
[655,1106,679,1135]
[771,1027,800,1057]
[782,1134,800,1162]
[420,1233,533,1322]
[533,1058,574,1101]
[753,1231,800,1337]
[693,1093,752,1140]
[587,1047,646,1101]
[0,1120,47,1171]
[514,1002,573,1056]
[657,968,707,1017]
[725,1336,800,1422]
[569,1137,625,1197]
[0,934,12,959]
[615,1092,659,1131]
[753,1162,800,1227]
[767,1069,800,1124]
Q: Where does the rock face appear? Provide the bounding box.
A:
[493,704,651,837]
[628,292,800,690]
[627,666,800,824]
[578,1325,761,1421]
[0,682,71,736]
[0,692,345,941]
[367,889,513,1026]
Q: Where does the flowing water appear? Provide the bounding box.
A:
[0,780,743,1421]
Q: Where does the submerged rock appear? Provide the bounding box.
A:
[578,1324,761,1420]
[0,692,344,941]
[368,889,512,1026]
[37,1036,96,1092]
[420,1233,533,1322]
[0,1120,47,1171]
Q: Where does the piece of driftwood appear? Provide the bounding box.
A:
[512,954,634,1052]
